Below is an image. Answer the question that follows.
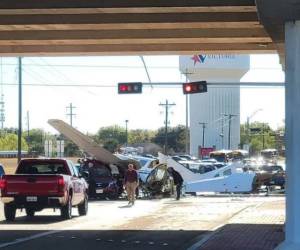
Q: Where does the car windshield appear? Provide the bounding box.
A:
[16,162,67,175]
[138,159,149,167]
[89,166,111,178]
[210,154,226,162]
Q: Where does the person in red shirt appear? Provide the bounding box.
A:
[124,163,139,205]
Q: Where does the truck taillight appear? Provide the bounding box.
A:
[58,176,64,187]
[57,176,65,195]
[0,178,6,190]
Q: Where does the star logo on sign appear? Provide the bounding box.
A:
[191,55,200,65]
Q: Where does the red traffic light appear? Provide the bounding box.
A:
[183,81,207,94]
[118,82,142,94]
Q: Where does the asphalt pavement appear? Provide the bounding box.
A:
[0,196,285,250]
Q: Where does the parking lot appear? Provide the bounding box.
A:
[0,196,285,250]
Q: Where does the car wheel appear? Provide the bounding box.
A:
[4,203,16,222]
[61,196,72,220]
[78,194,88,216]
[26,208,35,217]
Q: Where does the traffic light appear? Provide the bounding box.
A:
[118,82,142,94]
[183,81,207,94]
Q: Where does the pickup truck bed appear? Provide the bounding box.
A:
[0,158,88,221]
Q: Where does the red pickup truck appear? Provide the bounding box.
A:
[0,158,88,221]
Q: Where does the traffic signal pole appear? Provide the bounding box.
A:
[17,57,22,164]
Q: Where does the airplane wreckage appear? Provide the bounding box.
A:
[48,119,284,198]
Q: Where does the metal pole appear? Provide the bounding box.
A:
[221,117,224,149]
[159,100,175,155]
[262,123,265,149]
[27,110,30,139]
[70,103,73,127]
[202,124,205,147]
[185,94,189,154]
[125,119,129,146]
[17,57,22,163]
[185,72,189,154]
[246,117,250,144]
[199,122,206,148]
[228,115,232,149]
[164,100,168,154]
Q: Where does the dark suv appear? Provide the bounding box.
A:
[0,164,4,178]
[79,159,122,199]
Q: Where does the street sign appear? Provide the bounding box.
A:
[118,82,142,94]
[250,127,261,133]
[199,146,214,158]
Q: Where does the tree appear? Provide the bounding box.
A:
[128,129,156,144]
[25,129,44,156]
[240,122,276,154]
[64,139,82,157]
[152,125,188,153]
[95,125,126,152]
[0,133,28,151]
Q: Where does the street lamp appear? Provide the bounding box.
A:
[199,122,207,148]
[125,120,129,146]
[247,109,263,142]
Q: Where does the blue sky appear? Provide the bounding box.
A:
[0,55,284,133]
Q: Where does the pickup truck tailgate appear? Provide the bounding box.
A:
[3,175,62,196]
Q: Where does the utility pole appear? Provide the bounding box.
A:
[159,100,176,154]
[17,57,22,163]
[262,123,265,149]
[66,103,76,127]
[220,116,225,149]
[223,114,238,149]
[0,94,4,131]
[125,119,129,146]
[26,110,30,143]
[0,58,4,132]
[199,122,207,148]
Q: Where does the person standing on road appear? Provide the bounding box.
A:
[167,167,184,200]
[124,163,139,205]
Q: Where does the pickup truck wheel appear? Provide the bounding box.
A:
[61,196,72,220]
[26,208,35,217]
[4,203,16,222]
[78,194,88,216]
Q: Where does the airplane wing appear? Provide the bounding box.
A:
[48,119,122,165]
[158,152,199,182]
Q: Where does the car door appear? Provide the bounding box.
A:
[69,162,83,205]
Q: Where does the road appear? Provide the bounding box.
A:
[0,196,284,250]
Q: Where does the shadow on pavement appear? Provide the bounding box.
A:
[0,229,207,250]
[199,223,284,250]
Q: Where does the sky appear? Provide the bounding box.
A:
[0,54,285,134]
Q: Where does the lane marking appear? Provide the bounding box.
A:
[0,230,60,249]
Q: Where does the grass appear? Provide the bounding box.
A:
[0,157,79,174]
